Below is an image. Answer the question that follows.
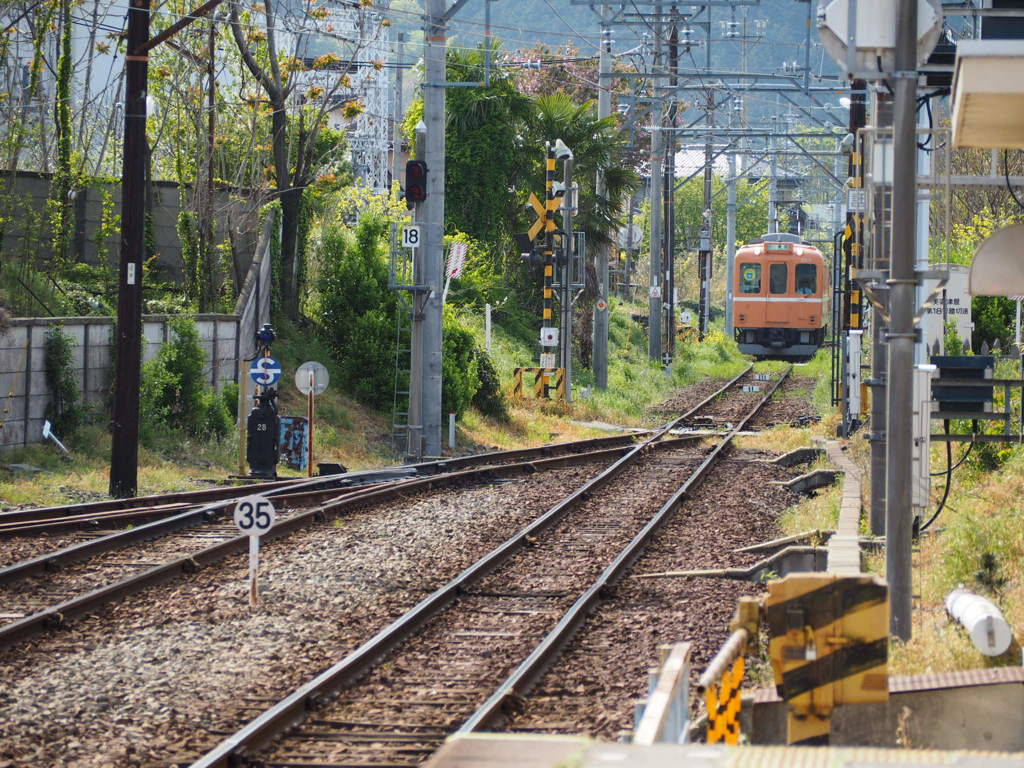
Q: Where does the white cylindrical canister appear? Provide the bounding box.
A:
[945,587,1013,656]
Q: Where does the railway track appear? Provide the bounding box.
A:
[0,434,641,536]
[184,365,786,768]
[0,438,655,650]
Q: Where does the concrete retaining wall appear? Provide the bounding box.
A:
[0,212,275,450]
[0,315,239,449]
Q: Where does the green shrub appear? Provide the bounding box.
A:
[972,296,1014,352]
[944,320,964,356]
[313,216,397,411]
[221,381,240,420]
[43,325,84,438]
[442,309,479,417]
[201,390,232,440]
[140,317,230,441]
[339,308,396,410]
[472,346,508,420]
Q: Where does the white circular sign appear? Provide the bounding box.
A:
[596,298,608,312]
[295,361,330,396]
[680,310,693,324]
[234,495,276,536]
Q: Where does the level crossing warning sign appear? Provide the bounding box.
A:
[249,356,282,387]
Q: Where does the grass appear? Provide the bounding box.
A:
[885,441,1024,674]
[776,483,841,537]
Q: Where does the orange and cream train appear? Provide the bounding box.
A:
[732,233,827,361]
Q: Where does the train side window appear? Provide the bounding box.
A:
[739,263,761,293]
[769,263,788,294]
[796,264,816,294]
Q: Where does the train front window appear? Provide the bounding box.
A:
[740,263,761,294]
[769,263,787,294]
[796,264,817,294]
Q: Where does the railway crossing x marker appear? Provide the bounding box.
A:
[526,191,560,243]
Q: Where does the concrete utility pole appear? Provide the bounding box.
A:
[594,5,611,389]
[886,0,919,641]
[869,91,890,536]
[417,0,446,458]
[560,155,574,401]
[664,14,677,366]
[725,151,737,337]
[768,130,779,234]
[698,91,713,340]
[698,7,712,341]
[648,21,663,363]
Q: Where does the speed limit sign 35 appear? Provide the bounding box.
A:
[235,495,276,606]
[234,495,276,535]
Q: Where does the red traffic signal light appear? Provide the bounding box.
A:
[405,160,427,206]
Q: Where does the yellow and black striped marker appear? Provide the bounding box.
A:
[765,574,889,745]
[511,367,565,400]
[706,655,744,745]
[543,144,556,324]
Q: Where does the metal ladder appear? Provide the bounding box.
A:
[390,294,413,453]
[389,222,417,454]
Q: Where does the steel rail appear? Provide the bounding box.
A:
[0,441,666,651]
[458,366,790,733]
[0,434,640,534]
[185,367,754,768]
[0,467,438,583]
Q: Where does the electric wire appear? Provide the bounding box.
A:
[1004,149,1024,213]
[920,420,955,533]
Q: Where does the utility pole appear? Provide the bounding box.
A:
[419,0,445,457]
[768,124,779,233]
[648,20,663,362]
[697,6,712,341]
[698,91,713,340]
[594,5,611,389]
[110,0,225,497]
[560,155,574,401]
[725,150,737,337]
[109,0,150,498]
[869,91,891,537]
[887,0,918,641]
[664,11,677,366]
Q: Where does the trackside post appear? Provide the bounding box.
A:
[234,495,276,607]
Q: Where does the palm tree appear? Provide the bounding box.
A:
[522,93,638,252]
[521,94,639,365]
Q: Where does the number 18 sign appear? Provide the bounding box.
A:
[234,495,276,607]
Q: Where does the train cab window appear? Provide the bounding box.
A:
[769,263,788,294]
[796,264,817,294]
[739,263,761,294]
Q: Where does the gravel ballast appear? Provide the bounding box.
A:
[0,465,604,767]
